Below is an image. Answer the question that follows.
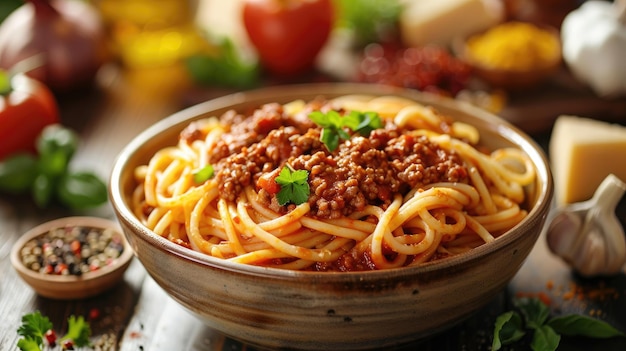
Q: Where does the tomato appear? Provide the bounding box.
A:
[256,170,281,194]
[242,0,334,76]
[0,70,59,160]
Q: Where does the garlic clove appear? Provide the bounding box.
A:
[546,174,626,277]
[546,211,583,261]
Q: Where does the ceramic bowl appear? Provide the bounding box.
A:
[109,83,553,350]
[11,216,133,300]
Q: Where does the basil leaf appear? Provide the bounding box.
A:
[320,127,340,152]
[185,37,259,89]
[36,124,78,161]
[492,311,526,350]
[336,128,351,141]
[32,173,56,208]
[354,111,383,136]
[0,153,38,193]
[341,111,361,131]
[514,297,551,329]
[56,171,108,209]
[531,325,560,351]
[309,111,333,128]
[548,314,625,339]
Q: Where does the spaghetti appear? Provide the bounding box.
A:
[132,95,536,271]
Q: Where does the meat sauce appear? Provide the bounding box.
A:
[182,101,469,221]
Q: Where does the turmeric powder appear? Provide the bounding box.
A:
[466,21,560,71]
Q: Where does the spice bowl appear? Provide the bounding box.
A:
[454,22,562,91]
[10,216,134,300]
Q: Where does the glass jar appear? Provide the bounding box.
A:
[95,0,207,68]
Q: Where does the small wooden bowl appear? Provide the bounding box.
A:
[454,23,562,91]
[10,216,134,300]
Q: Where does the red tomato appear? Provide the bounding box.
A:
[256,170,281,194]
[0,71,59,160]
[242,0,334,76]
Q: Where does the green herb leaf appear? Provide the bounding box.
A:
[492,311,526,350]
[193,165,215,184]
[60,315,91,347]
[548,314,625,338]
[493,297,625,350]
[186,37,259,89]
[32,173,56,208]
[319,127,340,152]
[36,124,79,163]
[56,171,108,209]
[308,110,337,128]
[309,110,383,152]
[16,338,41,351]
[514,297,551,329]
[274,166,310,206]
[16,311,52,349]
[343,111,383,136]
[531,325,560,351]
[0,153,38,194]
[334,0,402,46]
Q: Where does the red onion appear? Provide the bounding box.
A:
[0,0,109,93]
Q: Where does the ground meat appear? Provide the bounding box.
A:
[211,101,469,219]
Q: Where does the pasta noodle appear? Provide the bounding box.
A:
[132,95,536,271]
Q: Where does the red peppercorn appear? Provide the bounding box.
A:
[55,263,69,275]
[70,240,81,256]
[43,264,54,274]
[62,339,75,350]
[44,329,57,347]
[89,307,101,320]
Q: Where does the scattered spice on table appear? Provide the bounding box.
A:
[19,225,124,276]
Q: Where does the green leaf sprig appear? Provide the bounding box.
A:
[17,311,91,351]
[0,124,108,209]
[308,110,383,152]
[274,165,310,206]
[186,37,259,89]
[492,297,625,351]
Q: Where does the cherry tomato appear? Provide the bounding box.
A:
[0,70,59,160]
[242,0,334,76]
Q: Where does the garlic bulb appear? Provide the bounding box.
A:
[561,0,626,98]
[546,174,626,277]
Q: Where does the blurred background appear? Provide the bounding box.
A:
[4,0,623,134]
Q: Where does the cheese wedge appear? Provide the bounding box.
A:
[399,0,503,47]
[550,115,626,205]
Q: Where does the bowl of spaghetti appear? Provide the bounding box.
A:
[109,83,552,350]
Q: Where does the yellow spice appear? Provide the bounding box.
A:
[467,22,559,71]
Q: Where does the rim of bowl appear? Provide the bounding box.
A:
[109,82,553,281]
[10,216,134,284]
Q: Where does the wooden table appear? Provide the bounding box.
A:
[1,63,625,351]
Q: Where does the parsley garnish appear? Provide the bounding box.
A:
[17,311,91,351]
[61,315,91,347]
[492,297,624,351]
[343,110,384,136]
[193,165,215,184]
[274,166,310,206]
[308,110,382,152]
[17,312,52,349]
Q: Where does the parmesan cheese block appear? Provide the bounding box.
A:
[550,115,626,206]
[399,0,503,47]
